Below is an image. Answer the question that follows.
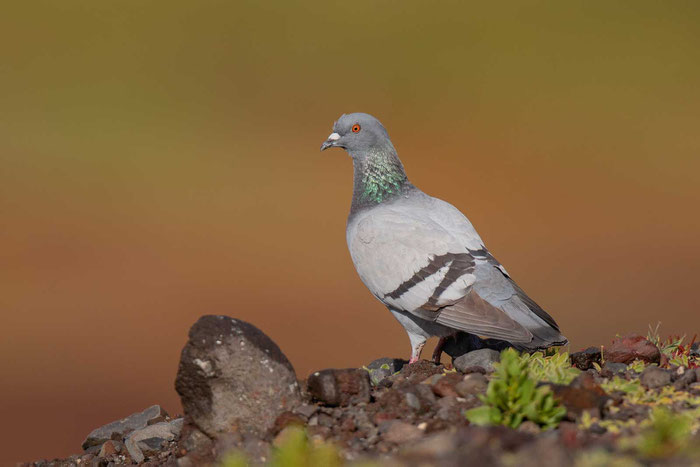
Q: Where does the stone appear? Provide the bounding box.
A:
[125,420,182,463]
[570,347,602,370]
[602,362,628,375]
[691,342,699,357]
[307,368,371,406]
[640,366,672,389]
[175,315,301,438]
[293,403,317,419]
[455,373,488,397]
[81,405,169,450]
[453,349,500,373]
[366,358,406,385]
[97,440,122,458]
[379,421,423,444]
[550,372,608,420]
[431,373,462,398]
[674,368,697,389]
[606,335,661,365]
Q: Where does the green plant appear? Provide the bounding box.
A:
[220,426,342,467]
[465,348,566,430]
[520,350,581,384]
[637,407,693,459]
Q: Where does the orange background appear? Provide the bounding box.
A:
[2,2,699,464]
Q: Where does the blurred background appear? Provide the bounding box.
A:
[2,1,699,463]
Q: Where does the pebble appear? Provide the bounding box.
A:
[640,366,672,389]
[453,349,500,373]
[307,368,371,406]
[81,405,169,450]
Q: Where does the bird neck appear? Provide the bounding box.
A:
[350,147,409,214]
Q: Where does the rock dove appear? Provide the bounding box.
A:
[321,113,568,364]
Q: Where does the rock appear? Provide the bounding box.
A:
[125,420,182,463]
[453,349,500,373]
[307,368,371,406]
[175,315,301,438]
[674,368,697,389]
[550,372,608,420]
[81,405,168,450]
[455,373,488,397]
[97,440,122,458]
[368,357,406,373]
[293,403,317,420]
[380,421,423,444]
[691,342,699,357]
[431,373,462,398]
[602,362,628,375]
[640,366,672,389]
[605,335,660,365]
[570,347,602,370]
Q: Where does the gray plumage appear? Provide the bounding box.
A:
[321,113,567,363]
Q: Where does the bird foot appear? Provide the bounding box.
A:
[432,336,448,364]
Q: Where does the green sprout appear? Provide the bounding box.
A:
[465,348,566,430]
[220,426,342,467]
[637,407,693,459]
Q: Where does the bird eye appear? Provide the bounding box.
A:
[352,124,361,133]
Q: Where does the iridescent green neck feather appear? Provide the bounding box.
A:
[350,147,409,214]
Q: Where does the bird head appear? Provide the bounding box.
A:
[320,113,395,158]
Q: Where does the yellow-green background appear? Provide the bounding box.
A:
[2,1,699,463]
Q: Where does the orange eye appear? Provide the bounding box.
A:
[352,124,361,133]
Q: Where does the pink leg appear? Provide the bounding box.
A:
[409,341,425,364]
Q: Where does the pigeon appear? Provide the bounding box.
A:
[321,113,568,364]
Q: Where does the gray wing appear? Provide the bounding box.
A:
[436,249,567,349]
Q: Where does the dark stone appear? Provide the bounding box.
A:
[570,347,602,370]
[307,368,371,406]
[175,315,301,438]
[691,342,699,357]
[366,358,406,386]
[640,366,672,389]
[602,362,628,376]
[367,357,406,373]
[81,405,168,450]
[454,349,500,373]
[606,335,660,365]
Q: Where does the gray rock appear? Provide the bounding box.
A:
[640,366,672,389]
[82,405,169,450]
[674,368,697,389]
[455,373,488,397]
[125,421,181,463]
[453,349,500,373]
[293,403,317,419]
[175,315,301,438]
[602,362,628,375]
[307,368,371,406]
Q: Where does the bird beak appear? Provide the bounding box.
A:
[320,132,341,151]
